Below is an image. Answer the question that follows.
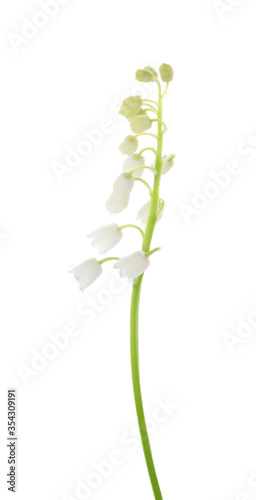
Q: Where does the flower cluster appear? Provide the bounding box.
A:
[70,64,175,291]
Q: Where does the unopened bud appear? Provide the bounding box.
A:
[135,69,154,82]
[144,66,158,78]
[119,96,143,118]
[159,63,174,82]
[129,114,152,133]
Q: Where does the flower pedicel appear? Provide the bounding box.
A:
[70,63,175,499]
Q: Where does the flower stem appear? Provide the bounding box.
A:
[161,82,169,99]
[98,257,119,265]
[134,178,153,195]
[133,132,158,140]
[127,166,156,178]
[143,98,159,107]
[130,276,162,499]
[143,106,159,115]
[137,147,157,158]
[130,81,164,499]
[118,224,144,238]
[151,119,167,134]
[145,246,161,258]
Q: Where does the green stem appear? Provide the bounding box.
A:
[133,132,158,140]
[151,119,167,134]
[98,257,119,265]
[161,82,169,99]
[143,98,159,107]
[143,106,158,115]
[134,177,153,194]
[118,224,144,238]
[145,246,161,258]
[127,166,156,178]
[137,147,157,158]
[130,81,164,500]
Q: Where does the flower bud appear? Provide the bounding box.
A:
[159,63,174,82]
[135,69,154,82]
[129,114,152,133]
[119,135,139,155]
[119,96,143,119]
[144,66,158,78]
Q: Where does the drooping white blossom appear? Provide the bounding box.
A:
[162,154,175,174]
[119,135,139,156]
[122,154,145,178]
[151,154,175,175]
[114,251,150,280]
[113,173,134,194]
[106,192,130,214]
[106,174,134,214]
[137,200,165,226]
[87,224,122,254]
[137,201,151,226]
[69,258,102,291]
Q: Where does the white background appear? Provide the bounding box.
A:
[1,0,256,499]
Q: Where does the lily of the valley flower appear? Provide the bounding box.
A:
[162,154,175,174]
[113,173,134,193]
[151,154,175,175]
[106,173,134,214]
[144,66,158,78]
[69,258,102,291]
[119,96,143,119]
[106,192,130,214]
[119,135,139,156]
[137,200,165,226]
[159,63,174,82]
[87,223,122,254]
[114,251,150,280]
[135,69,154,82]
[123,154,146,178]
[129,114,152,133]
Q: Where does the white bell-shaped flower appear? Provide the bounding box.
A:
[106,174,134,214]
[119,135,139,156]
[106,192,130,214]
[69,258,102,291]
[114,251,150,280]
[87,223,122,254]
[137,201,151,226]
[113,173,134,194]
[137,200,165,226]
[122,154,145,178]
[162,154,175,174]
[151,154,175,175]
